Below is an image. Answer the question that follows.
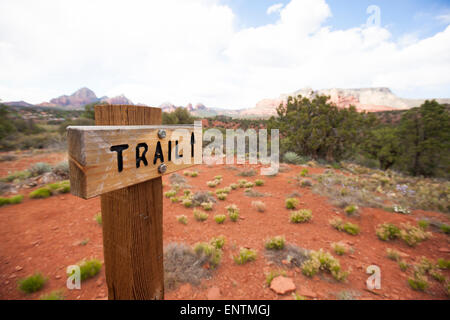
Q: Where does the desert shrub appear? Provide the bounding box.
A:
[193,242,222,268]
[94,213,102,225]
[344,205,359,216]
[52,161,69,178]
[237,179,247,188]
[244,182,255,188]
[29,187,52,199]
[265,270,286,286]
[285,198,299,209]
[386,248,400,261]
[176,215,188,225]
[164,243,211,289]
[193,209,208,222]
[70,259,102,281]
[437,258,450,269]
[255,179,264,186]
[183,170,190,176]
[0,194,24,206]
[399,223,431,247]
[376,223,400,241]
[183,190,192,197]
[47,180,70,194]
[164,190,177,198]
[29,162,52,177]
[300,179,312,187]
[300,168,309,177]
[244,189,265,197]
[226,204,239,214]
[283,152,302,164]
[234,248,257,265]
[429,269,445,282]
[217,193,227,201]
[398,260,409,272]
[18,273,47,294]
[229,211,239,222]
[290,209,312,223]
[1,170,31,182]
[418,219,430,230]
[237,169,256,177]
[440,224,450,234]
[229,183,238,190]
[214,214,226,224]
[408,272,429,291]
[39,290,64,300]
[252,201,266,212]
[330,218,360,235]
[191,191,216,206]
[182,199,193,208]
[170,197,179,203]
[210,236,226,249]
[201,202,213,211]
[301,249,349,281]
[207,180,218,188]
[214,175,222,180]
[265,236,285,250]
[332,242,348,256]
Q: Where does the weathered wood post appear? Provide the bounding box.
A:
[67,104,201,300]
[95,105,163,300]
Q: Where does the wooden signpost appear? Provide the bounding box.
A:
[67,105,201,299]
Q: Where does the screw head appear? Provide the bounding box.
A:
[158,129,166,139]
[158,163,167,174]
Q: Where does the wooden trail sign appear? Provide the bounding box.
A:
[68,124,202,199]
[67,104,201,300]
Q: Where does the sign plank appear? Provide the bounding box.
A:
[68,125,202,199]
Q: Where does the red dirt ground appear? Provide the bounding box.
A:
[0,156,449,300]
[0,151,66,177]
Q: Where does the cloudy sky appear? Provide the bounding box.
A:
[0,0,449,109]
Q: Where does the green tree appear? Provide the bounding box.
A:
[268,95,375,162]
[363,126,400,170]
[397,100,450,177]
[162,107,194,124]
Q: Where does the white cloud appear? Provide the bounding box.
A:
[267,3,284,15]
[0,0,449,109]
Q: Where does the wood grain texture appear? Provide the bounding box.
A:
[67,125,200,199]
[95,105,164,300]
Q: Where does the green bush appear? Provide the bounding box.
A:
[0,194,24,206]
[210,236,226,249]
[386,248,400,261]
[182,199,193,208]
[440,224,450,234]
[193,209,208,222]
[72,259,102,281]
[29,187,52,199]
[332,242,348,256]
[285,198,299,209]
[399,223,431,247]
[214,214,226,224]
[330,218,360,235]
[437,258,450,269]
[408,272,428,291]
[40,290,64,300]
[234,248,257,265]
[18,273,47,294]
[265,236,285,250]
[376,223,400,241]
[193,242,222,268]
[94,213,102,225]
[217,193,227,201]
[176,215,188,225]
[344,205,359,216]
[201,202,213,211]
[301,249,348,281]
[170,197,179,203]
[418,220,430,230]
[164,190,177,198]
[255,179,264,186]
[398,260,409,272]
[290,209,312,223]
[300,168,309,177]
[207,180,218,188]
[283,152,302,164]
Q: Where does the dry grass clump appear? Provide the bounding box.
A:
[329,218,360,235]
[290,209,312,223]
[252,201,266,212]
[301,249,349,281]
